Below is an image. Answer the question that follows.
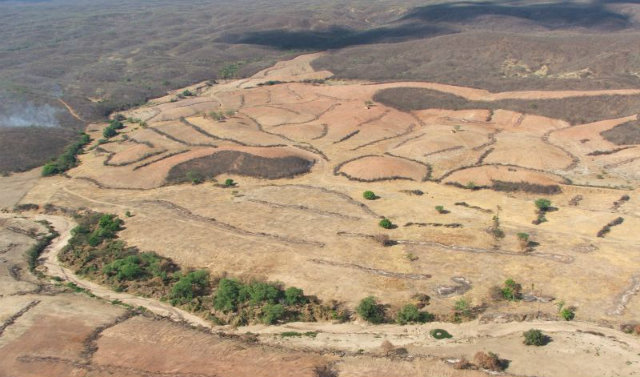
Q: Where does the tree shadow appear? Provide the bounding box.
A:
[221,1,633,51]
[402,1,631,30]
[220,23,453,50]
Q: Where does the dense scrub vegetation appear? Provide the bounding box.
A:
[59,211,348,325]
[25,220,59,273]
[41,133,90,176]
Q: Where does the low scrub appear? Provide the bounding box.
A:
[474,351,505,372]
[396,303,433,325]
[523,329,549,346]
[59,211,338,326]
[25,221,59,272]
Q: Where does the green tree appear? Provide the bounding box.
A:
[262,303,285,324]
[501,278,522,301]
[284,287,307,306]
[356,296,386,324]
[379,218,393,229]
[523,329,547,346]
[535,198,552,211]
[396,304,433,325]
[363,190,376,200]
[214,278,242,312]
[241,281,282,306]
[170,270,209,305]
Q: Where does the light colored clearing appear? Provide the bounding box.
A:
[0,168,41,209]
[338,155,428,181]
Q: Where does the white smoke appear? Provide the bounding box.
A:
[0,103,60,128]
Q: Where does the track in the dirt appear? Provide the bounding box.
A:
[607,274,640,316]
[0,300,40,337]
[337,231,574,264]
[309,258,431,280]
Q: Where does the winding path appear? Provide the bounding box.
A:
[35,214,212,329]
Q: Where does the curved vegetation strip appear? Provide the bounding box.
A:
[167,150,314,183]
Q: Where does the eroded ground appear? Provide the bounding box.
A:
[3,52,640,377]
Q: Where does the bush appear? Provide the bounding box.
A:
[284,286,307,305]
[453,297,472,320]
[103,252,167,282]
[378,218,393,229]
[363,190,376,200]
[534,198,552,211]
[186,170,204,184]
[396,304,433,325]
[224,178,235,187]
[214,278,242,312]
[435,205,446,214]
[560,307,575,321]
[517,232,530,251]
[523,329,548,346]
[170,270,210,305]
[241,281,283,306]
[102,125,117,138]
[430,328,452,339]
[356,296,386,324]
[474,351,504,371]
[182,89,193,96]
[501,278,522,301]
[262,303,285,324]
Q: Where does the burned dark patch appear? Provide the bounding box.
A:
[601,120,640,145]
[167,150,314,183]
[373,87,640,125]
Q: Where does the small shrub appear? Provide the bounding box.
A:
[379,218,393,229]
[501,278,522,301]
[213,278,241,313]
[453,297,472,319]
[262,303,285,324]
[224,178,235,187]
[356,296,386,324]
[435,205,446,214]
[517,232,530,251]
[535,198,552,211]
[430,328,452,339]
[186,170,204,184]
[284,286,307,305]
[523,329,548,346]
[396,303,433,325]
[490,215,505,240]
[363,190,377,200]
[474,351,504,371]
[560,307,575,321]
[182,89,193,96]
[170,270,210,305]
